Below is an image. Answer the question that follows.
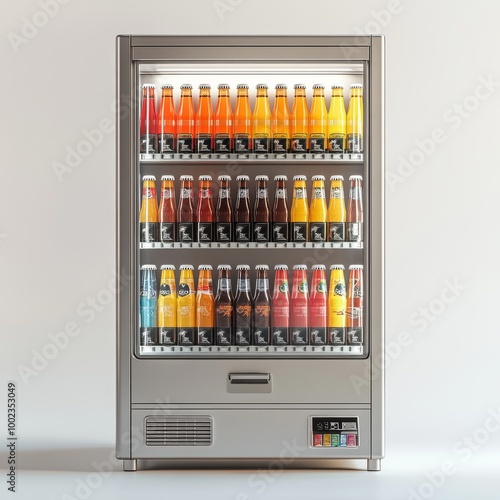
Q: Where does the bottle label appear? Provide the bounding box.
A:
[160,222,175,242]
[161,188,174,199]
[257,188,268,199]
[198,222,213,243]
[313,187,326,199]
[234,135,251,153]
[196,134,213,153]
[272,327,289,345]
[278,282,289,293]
[216,327,232,346]
[180,188,192,199]
[328,136,345,153]
[219,188,230,199]
[291,327,308,345]
[177,135,194,154]
[237,280,251,293]
[291,137,307,153]
[291,222,308,242]
[200,188,212,199]
[253,137,270,154]
[272,222,289,242]
[178,327,195,345]
[347,306,363,324]
[140,222,158,243]
[219,279,232,292]
[237,188,249,199]
[255,280,269,293]
[310,222,326,242]
[349,187,362,200]
[216,222,232,242]
[347,133,363,153]
[159,283,172,296]
[253,327,270,345]
[272,137,289,153]
[334,282,346,296]
[253,223,270,242]
[329,327,345,345]
[294,187,306,199]
[197,327,214,345]
[331,186,343,199]
[140,134,157,154]
[235,222,251,242]
[347,222,363,242]
[158,133,175,153]
[275,188,287,199]
[215,135,231,154]
[178,222,194,242]
[235,327,251,346]
[140,327,157,346]
[178,283,191,297]
[309,135,325,153]
[347,327,363,345]
[328,222,345,241]
[158,326,176,345]
[310,327,327,345]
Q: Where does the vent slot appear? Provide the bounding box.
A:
[145,416,212,446]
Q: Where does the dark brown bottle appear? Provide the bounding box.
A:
[234,265,252,346]
[253,175,270,243]
[215,265,233,346]
[253,265,271,345]
[272,175,289,242]
[215,175,232,243]
[196,175,214,243]
[177,175,195,242]
[234,175,251,243]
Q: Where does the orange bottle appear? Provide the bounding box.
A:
[158,84,176,154]
[196,265,215,345]
[195,84,214,153]
[233,84,252,154]
[252,84,271,154]
[309,84,328,153]
[214,84,233,155]
[291,83,309,154]
[177,265,196,345]
[177,84,195,154]
[271,84,290,154]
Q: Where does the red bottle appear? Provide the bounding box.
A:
[139,84,157,155]
[272,265,289,345]
[196,175,214,243]
[346,265,363,346]
[309,264,327,345]
[177,175,195,242]
[290,265,309,345]
[347,175,363,242]
[159,175,176,243]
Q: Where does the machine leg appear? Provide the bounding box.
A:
[123,459,137,472]
[367,459,381,471]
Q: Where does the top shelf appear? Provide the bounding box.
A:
[140,153,364,164]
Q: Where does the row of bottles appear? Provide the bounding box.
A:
[140,263,363,347]
[140,83,363,155]
[140,174,363,243]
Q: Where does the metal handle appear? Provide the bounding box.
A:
[228,373,271,385]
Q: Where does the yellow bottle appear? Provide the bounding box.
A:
[291,84,309,154]
[158,265,177,345]
[271,84,290,154]
[309,175,327,243]
[196,265,215,345]
[327,175,346,242]
[328,264,346,345]
[177,264,196,345]
[252,84,271,154]
[139,175,159,243]
[309,84,327,153]
[346,84,363,154]
[327,85,346,153]
[290,175,308,242]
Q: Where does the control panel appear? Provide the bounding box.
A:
[311,417,359,448]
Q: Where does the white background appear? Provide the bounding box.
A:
[1,0,500,499]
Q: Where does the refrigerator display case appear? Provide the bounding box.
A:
[116,35,385,471]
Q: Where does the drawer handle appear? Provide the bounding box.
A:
[228,373,271,385]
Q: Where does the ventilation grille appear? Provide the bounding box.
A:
[145,416,212,446]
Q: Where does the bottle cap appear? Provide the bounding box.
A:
[274,264,289,270]
[161,175,175,181]
[218,175,232,181]
[179,175,194,181]
[237,84,249,89]
[311,175,325,181]
[217,264,232,270]
[198,175,213,181]
[350,84,363,89]
[180,84,192,89]
[312,84,325,89]
[330,175,344,181]
[256,83,268,89]
[293,175,307,181]
[274,175,288,181]
[275,83,287,89]
[311,264,326,270]
[161,84,174,89]
[349,175,363,181]
[142,175,156,181]
[255,175,269,181]
[198,264,213,270]
[141,264,157,270]
[331,85,344,89]
[255,264,269,270]
[330,264,345,270]
[199,83,211,89]
[294,83,306,89]
[348,265,364,270]
[160,264,175,270]
[142,84,155,88]
[293,265,307,270]
[236,265,251,271]
[218,83,230,89]
[179,265,194,271]
[236,175,250,181]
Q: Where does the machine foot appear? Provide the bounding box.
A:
[123,459,137,472]
[367,459,381,471]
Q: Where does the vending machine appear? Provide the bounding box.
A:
[116,35,385,471]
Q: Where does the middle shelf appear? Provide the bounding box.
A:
[140,242,363,250]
